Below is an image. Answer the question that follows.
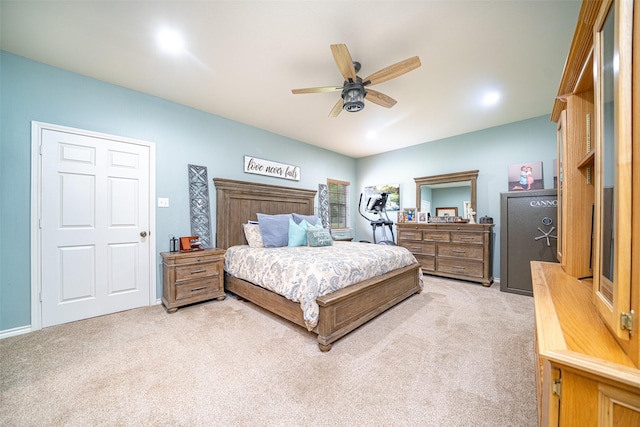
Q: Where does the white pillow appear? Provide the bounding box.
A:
[243,222,264,248]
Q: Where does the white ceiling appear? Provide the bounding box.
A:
[1,0,580,158]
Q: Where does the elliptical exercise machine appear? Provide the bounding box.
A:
[358,192,395,245]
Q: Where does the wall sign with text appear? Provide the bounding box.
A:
[243,156,300,181]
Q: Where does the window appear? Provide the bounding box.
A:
[327,179,350,229]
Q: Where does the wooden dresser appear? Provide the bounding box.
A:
[396,223,494,286]
[161,248,226,312]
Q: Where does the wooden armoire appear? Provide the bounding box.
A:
[531,0,640,426]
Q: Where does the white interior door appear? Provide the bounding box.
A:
[37,125,153,327]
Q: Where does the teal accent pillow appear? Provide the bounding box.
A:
[306,227,333,247]
[288,218,311,247]
[257,213,291,248]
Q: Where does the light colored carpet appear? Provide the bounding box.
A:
[1,276,536,426]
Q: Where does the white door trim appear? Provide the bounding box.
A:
[30,121,157,330]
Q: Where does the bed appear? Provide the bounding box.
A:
[214,178,422,351]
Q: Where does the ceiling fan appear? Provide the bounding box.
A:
[292,44,421,117]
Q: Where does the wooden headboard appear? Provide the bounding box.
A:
[213,178,317,249]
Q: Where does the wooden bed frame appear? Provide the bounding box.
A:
[213,178,421,351]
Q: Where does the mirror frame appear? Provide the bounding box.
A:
[414,170,479,216]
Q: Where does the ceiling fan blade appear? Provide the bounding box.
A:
[363,56,421,86]
[292,86,342,94]
[330,44,357,82]
[329,98,343,117]
[365,89,397,108]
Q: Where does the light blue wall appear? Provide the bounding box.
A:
[1,50,558,333]
[0,51,356,331]
[355,115,558,278]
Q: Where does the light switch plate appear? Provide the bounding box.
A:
[158,198,170,208]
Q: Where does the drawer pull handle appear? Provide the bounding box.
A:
[452,250,466,254]
[191,286,207,291]
[453,266,466,270]
[191,269,206,274]
[460,237,475,240]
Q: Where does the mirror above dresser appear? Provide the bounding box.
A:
[414,170,478,220]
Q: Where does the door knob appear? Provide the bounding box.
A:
[140,231,147,237]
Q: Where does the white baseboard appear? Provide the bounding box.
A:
[1,301,162,340]
[0,325,32,340]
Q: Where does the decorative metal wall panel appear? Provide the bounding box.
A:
[188,164,212,248]
[318,184,330,229]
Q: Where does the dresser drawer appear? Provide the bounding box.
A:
[175,279,221,301]
[176,262,221,282]
[438,243,484,260]
[414,254,435,271]
[451,232,484,244]
[398,229,423,241]
[437,258,484,278]
[423,231,450,242]
[402,241,435,255]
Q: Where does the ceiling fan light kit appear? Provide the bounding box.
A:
[291,44,421,117]
[342,79,366,113]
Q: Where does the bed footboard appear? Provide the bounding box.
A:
[315,264,421,351]
[225,263,421,351]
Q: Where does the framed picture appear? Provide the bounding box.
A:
[508,161,543,191]
[403,208,416,222]
[417,211,428,223]
[436,207,457,217]
[396,211,405,223]
[364,184,400,211]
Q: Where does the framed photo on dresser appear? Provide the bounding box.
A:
[436,207,457,217]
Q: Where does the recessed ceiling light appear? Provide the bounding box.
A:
[482,91,501,107]
[156,28,185,55]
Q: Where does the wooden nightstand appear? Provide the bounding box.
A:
[161,248,226,312]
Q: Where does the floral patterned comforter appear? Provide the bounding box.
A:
[224,241,422,330]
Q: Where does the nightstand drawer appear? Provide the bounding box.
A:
[172,253,219,265]
[438,243,484,260]
[175,279,221,301]
[175,263,220,282]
